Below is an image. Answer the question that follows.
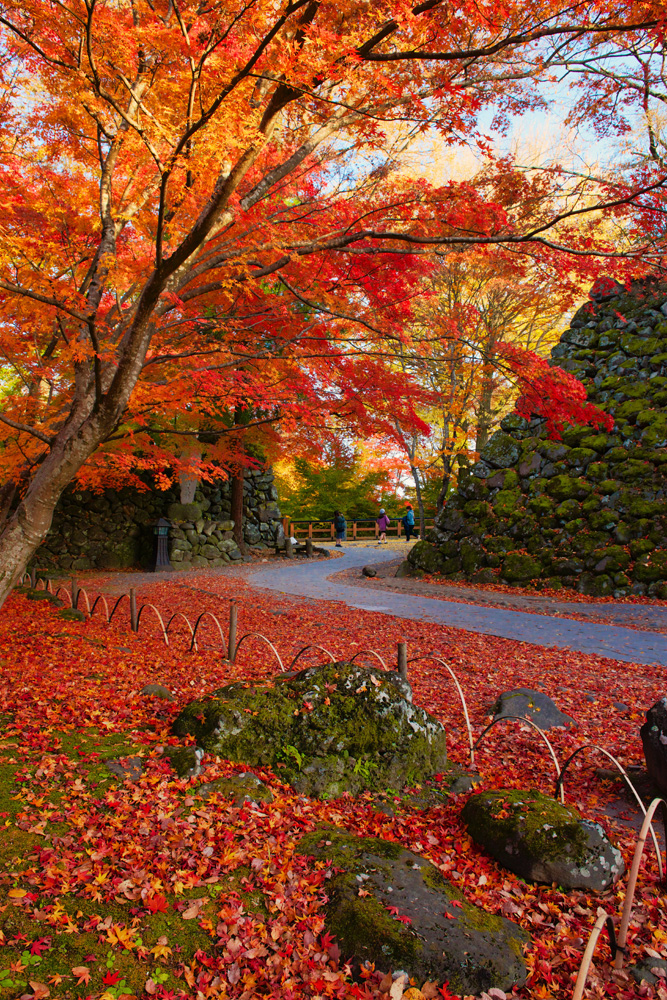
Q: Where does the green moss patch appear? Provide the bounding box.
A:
[462,789,624,891]
[295,826,528,995]
[173,662,449,799]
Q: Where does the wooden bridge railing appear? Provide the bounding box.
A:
[283,516,435,541]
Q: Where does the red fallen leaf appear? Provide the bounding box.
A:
[29,937,51,956]
[146,893,169,914]
[103,971,122,986]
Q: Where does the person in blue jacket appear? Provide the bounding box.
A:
[402,503,415,541]
[332,510,347,547]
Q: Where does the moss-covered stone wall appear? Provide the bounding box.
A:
[33,468,282,572]
[409,278,667,597]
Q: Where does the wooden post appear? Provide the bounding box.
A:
[285,537,294,558]
[305,538,313,557]
[71,577,79,609]
[397,642,408,681]
[228,602,238,662]
[308,522,313,538]
[353,521,357,540]
[397,520,402,537]
[129,588,138,632]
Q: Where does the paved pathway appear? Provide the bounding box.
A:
[251,546,667,666]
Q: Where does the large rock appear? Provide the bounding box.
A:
[493,688,576,730]
[640,697,667,797]
[296,827,528,994]
[172,662,449,798]
[462,789,625,891]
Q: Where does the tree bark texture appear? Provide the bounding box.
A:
[230,469,247,555]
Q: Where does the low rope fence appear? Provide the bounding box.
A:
[17,569,667,998]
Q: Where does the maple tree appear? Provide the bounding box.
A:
[0,0,666,607]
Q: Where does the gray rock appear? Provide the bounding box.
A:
[480,431,521,469]
[462,789,625,891]
[640,697,667,797]
[105,756,144,781]
[140,683,175,701]
[295,827,528,994]
[172,662,449,799]
[493,688,576,730]
[362,566,377,578]
[630,956,667,985]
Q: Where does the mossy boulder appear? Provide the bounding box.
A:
[501,553,542,582]
[480,432,520,469]
[462,789,625,890]
[295,827,528,994]
[492,490,520,516]
[634,549,667,582]
[172,662,449,799]
[408,540,446,575]
[167,501,203,522]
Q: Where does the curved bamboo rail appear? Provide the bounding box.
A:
[190,611,227,655]
[473,715,563,800]
[615,796,667,971]
[573,909,614,1000]
[408,653,474,766]
[90,593,111,621]
[136,603,168,644]
[53,586,73,607]
[76,587,91,614]
[109,592,131,623]
[288,644,336,671]
[555,744,663,879]
[165,612,196,648]
[234,632,284,671]
[349,649,388,671]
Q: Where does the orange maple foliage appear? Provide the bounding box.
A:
[0,0,666,607]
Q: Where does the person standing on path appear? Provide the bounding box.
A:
[376,508,391,544]
[402,503,415,541]
[333,510,347,547]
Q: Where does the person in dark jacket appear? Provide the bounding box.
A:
[376,508,390,544]
[333,510,347,547]
[401,503,415,541]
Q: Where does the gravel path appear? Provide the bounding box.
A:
[250,545,667,666]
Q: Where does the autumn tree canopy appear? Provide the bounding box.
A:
[0,0,665,607]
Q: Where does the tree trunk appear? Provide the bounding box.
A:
[230,468,247,554]
[0,430,98,605]
[411,464,426,539]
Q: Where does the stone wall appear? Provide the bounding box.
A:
[409,278,667,597]
[33,468,283,572]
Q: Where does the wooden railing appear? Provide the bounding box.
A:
[282,515,435,541]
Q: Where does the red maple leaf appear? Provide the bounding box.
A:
[29,937,51,956]
[146,893,169,914]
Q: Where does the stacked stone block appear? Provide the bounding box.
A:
[409,278,667,597]
[34,467,282,572]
